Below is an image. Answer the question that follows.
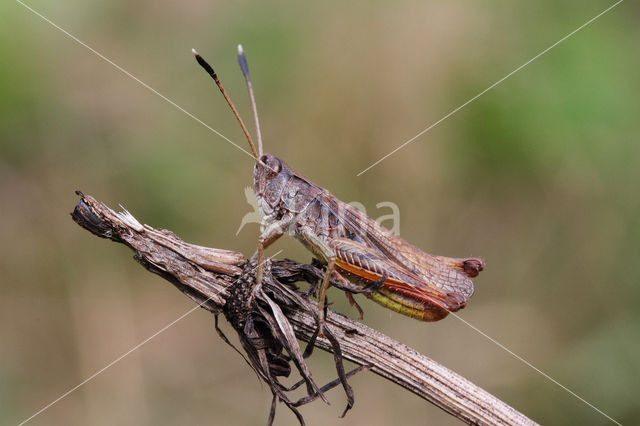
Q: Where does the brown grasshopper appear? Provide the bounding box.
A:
[193,46,484,332]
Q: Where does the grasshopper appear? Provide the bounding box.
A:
[193,46,484,331]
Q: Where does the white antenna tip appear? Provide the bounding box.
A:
[237,44,244,54]
[191,48,198,55]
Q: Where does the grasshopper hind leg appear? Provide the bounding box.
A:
[297,228,391,333]
[334,271,386,320]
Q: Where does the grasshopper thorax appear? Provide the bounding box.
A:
[253,153,325,226]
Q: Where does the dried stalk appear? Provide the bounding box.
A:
[71,192,537,426]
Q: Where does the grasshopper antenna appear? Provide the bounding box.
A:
[192,48,258,159]
[237,44,263,157]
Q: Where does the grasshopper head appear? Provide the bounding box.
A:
[253,153,292,215]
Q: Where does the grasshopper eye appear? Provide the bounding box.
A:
[262,155,281,178]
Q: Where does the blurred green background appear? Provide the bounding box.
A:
[2,1,638,425]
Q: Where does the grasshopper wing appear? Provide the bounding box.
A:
[319,193,481,307]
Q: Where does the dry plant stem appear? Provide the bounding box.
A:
[71,192,537,426]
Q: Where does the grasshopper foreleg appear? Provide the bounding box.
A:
[248,216,293,309]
